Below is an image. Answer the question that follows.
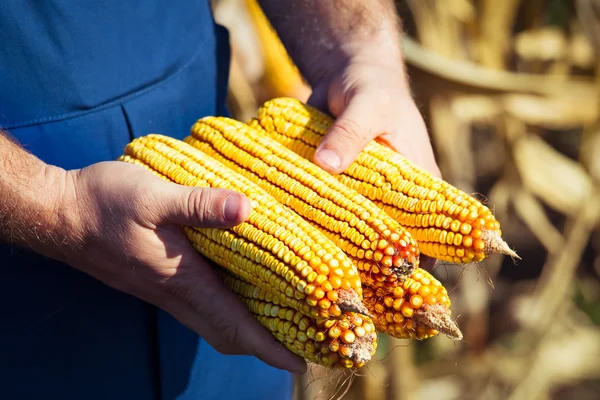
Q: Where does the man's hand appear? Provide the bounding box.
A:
[259,0,440,177]
[259,0,440,268]
[308,66,440,270]
[0,133,306,374]
[62,162,307,373]
[307,62,440,177]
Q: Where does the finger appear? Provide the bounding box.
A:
[136,287,248,355]
[314,91,388,174]
[145,291,247,356]
[170,259,307,374]
[156,183,251,228]
[375,100,442,178]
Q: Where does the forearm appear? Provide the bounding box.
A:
[258,0,406,84]
[0,130,71,255]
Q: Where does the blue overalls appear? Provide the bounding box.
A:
[0,1,293,398]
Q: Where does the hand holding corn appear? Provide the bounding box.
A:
[0,133,307,375]
[258,1,440,179]
[117,105,520,370]
[258,1,440,273]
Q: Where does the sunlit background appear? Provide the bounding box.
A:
[211,1,600,399]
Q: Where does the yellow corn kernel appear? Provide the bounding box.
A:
[250,97,518,264]
[220,271,377,369]
[119,134,367,318]
[362,268,462,341]
[184,116,420,290]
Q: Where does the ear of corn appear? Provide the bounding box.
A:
[363,268,462,340]
[245,0,309,98]
[119,134,369,319]
[221,271,377,369]
[184,117,421,292]
[249,97,519,264]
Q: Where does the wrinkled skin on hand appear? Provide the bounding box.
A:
[307,62,441,269]
[54,161,306,374]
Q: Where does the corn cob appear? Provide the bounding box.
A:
[184,117,420,291]
[221,271,377,369]
[363,268,462,340]
[249,97,519,264]
[119,135,369,318]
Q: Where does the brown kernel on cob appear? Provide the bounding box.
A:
[184,117,420,289]
[220,271,377,369]
[363,268,462,340]
[119,134,368,317]
[250,97,518,265]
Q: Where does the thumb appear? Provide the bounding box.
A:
[314,92,387,174]
[156,182,251,228]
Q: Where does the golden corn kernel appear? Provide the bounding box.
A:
[249,97,517,265]
[186,116,421,289]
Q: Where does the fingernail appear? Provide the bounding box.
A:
[316,148,341,171]
[223,195,241,222]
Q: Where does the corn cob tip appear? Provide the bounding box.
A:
[343,333,378,367]
[414,304,462,341]
[338,289,371,318]
[482,230,520,260]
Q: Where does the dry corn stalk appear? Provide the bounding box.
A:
[184,117,420,291]
[249,97,518,265]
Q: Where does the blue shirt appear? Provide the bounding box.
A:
[0,1,293,399]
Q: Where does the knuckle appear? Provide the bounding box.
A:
[331,119,368,147]
[368,87,392,108]
[131,184,156,209]
[217,320,242,348]
[127,182,163,221]
[186,188,221,224]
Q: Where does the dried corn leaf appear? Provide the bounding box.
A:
[450,95,502,124]
[490,323,600,391]
[430,95,475,187]
[576,0,600,52]
[513,135,593,215]
[403,37,597,97]
[514,27,568,62]
[213,0,264,82]
[447,0,475,23]
[357,358,387,400]
[488,180,515,224]
[408,0,445,55]
[513,189,565,254]
[477,0,521,69]
[385,341,419,400]
[227,53,258,122]
[435,0,468,60]
[580,126,600,180]
[503,94,599,129]
[568,22,596,69]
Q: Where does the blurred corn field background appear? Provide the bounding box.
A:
[211,0,600,399]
